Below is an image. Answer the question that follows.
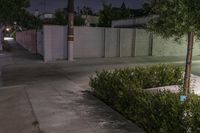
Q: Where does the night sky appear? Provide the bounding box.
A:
[28,0,146,13]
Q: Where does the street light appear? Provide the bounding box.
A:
[6,27,10,32]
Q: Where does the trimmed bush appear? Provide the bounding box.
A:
[90,64,200,132]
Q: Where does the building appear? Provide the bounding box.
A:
[38,13,54,20]
[112,15,157,28]
[34,9,54,20]
[81,15,99,26]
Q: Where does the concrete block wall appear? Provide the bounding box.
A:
[0,28,3,50]
[135,29,150,56]
[74,27,136,58]
[194,38,200,55]
[36,30,44,56]
[16,30,37,53]
[43,26,137,61]
[119,29,135,57]
[74,27,104,58]
[43,25,67,62]
[17,26,200,62]
[105,28,120,57]
[152,35,200,56]
[42,26,200,61]
[133,29,200,57]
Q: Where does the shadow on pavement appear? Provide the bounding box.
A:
[73,91,144,133]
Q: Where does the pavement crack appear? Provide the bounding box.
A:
[23,86,44,133]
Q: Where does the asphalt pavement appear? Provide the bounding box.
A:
[1,39,200,133]
[0,40,144,133]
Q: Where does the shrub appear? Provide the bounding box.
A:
[90,64,200,132]
[90,64,183,92]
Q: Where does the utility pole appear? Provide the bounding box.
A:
[67,0,74,61]
[0,24,3,51]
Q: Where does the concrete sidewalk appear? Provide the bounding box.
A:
[0,40,145,132]
[0,79,144,133]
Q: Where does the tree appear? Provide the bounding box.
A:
[147,0,200,95]
[74,15,85,26]
[120,2,131,19]
[98,4,113,27]
[80,6,93,15]
[98,2,131,27]
[18,10,42,29]
[0,0,40,29]
[53,8,84,26]
[0,0,30,25]
[54,9,68,25]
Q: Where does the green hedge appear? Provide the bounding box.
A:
[90,64,200,132]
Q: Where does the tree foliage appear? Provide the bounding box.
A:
[0,0,30,25]
[19,11,42,29]
[148,0,200,39]
[80,6,93,15]
[98,4,113,27]
[98,3,131,27]
[74,15,85,26]
[0,0,41,29]
[54,9,68,25]
[148,0,200,93]
[53,9,85,26]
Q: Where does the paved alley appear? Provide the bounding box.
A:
[0,40,144,133]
